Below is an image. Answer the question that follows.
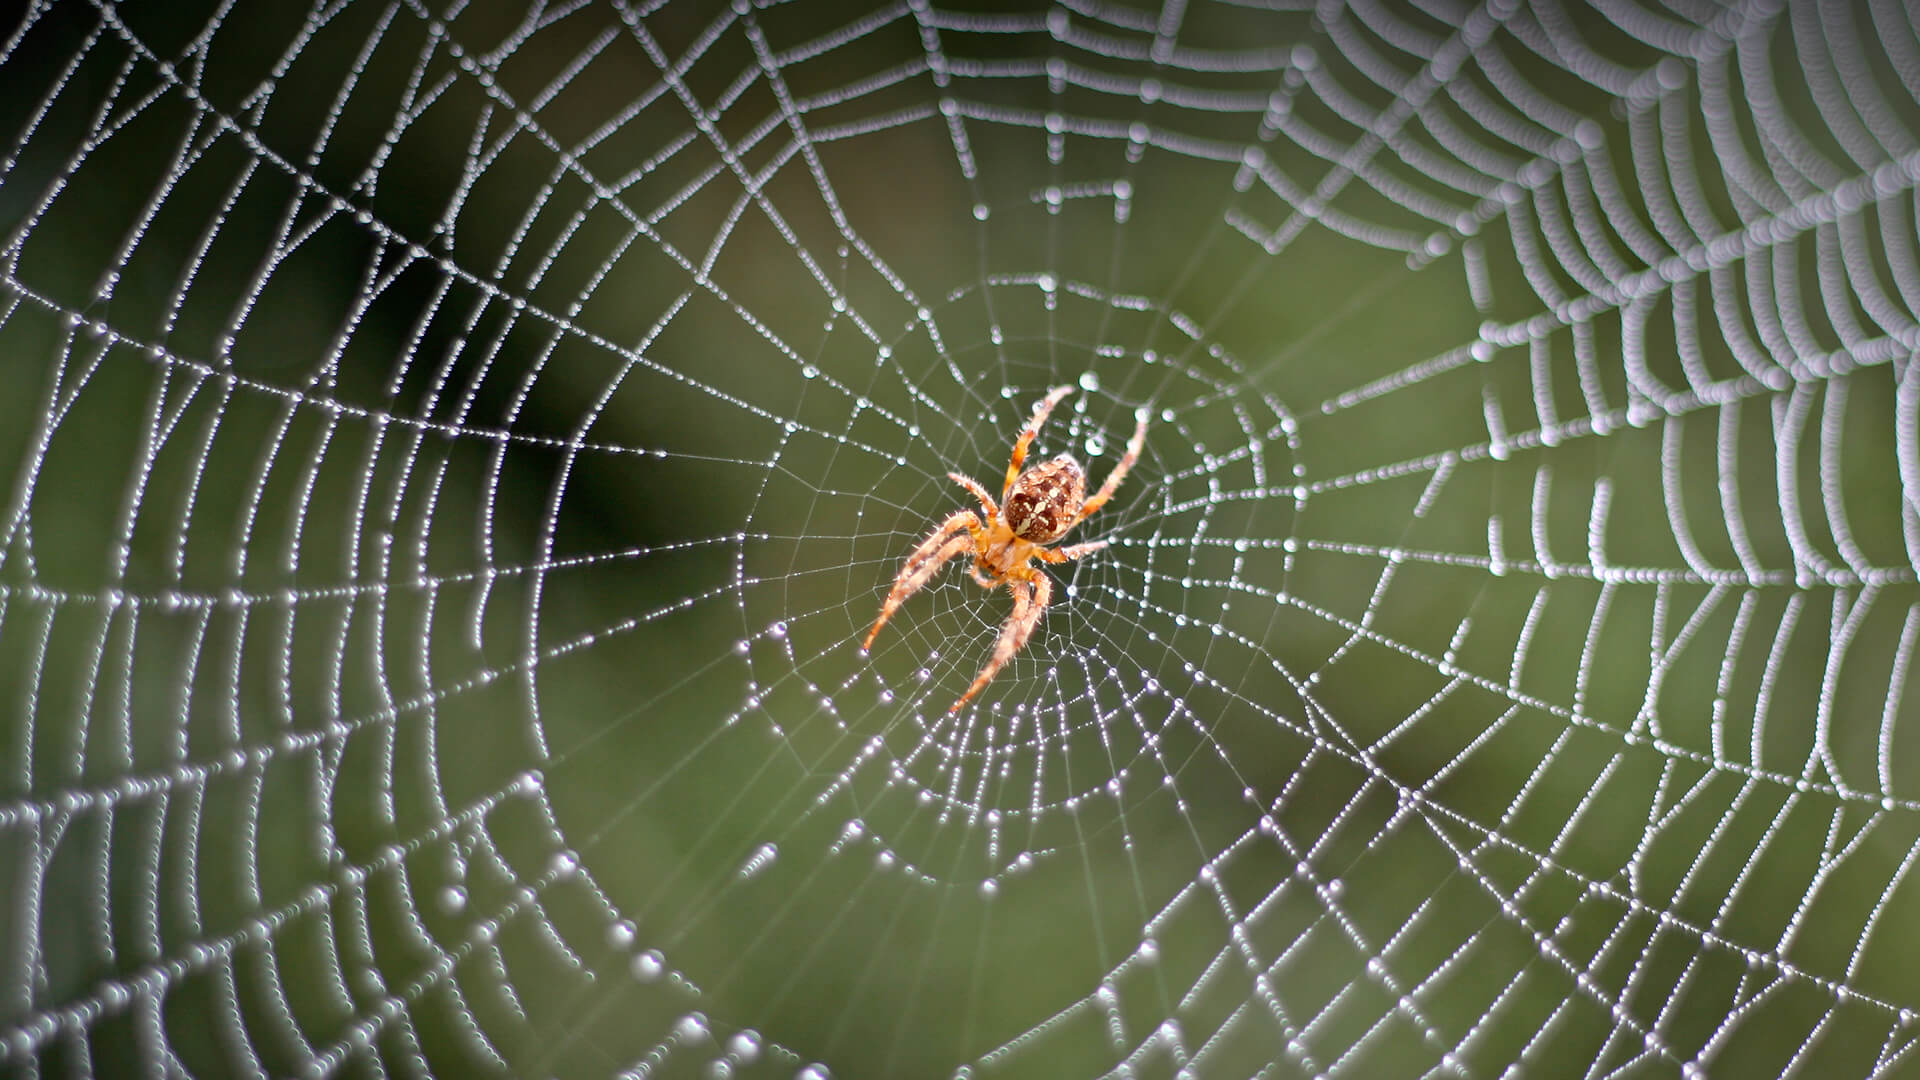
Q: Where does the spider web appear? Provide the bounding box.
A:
[3,0,1920,1076]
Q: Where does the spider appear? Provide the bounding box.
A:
[863,385,1149,712]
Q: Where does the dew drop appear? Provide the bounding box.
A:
[728,1030,762,1062]
[632,950,665,981]
[676,1012,710,1043]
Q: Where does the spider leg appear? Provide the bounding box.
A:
[1074,410,1150,523]
[947,471,999,524]
[951,568,1052,712]
[1003,385,1076,501]
[1035,540,1107,563]
[863,509,982,652]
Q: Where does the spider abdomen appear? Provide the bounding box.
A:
[1004,455,1087,543]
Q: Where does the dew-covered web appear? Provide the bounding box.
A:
[6,0,1920,1076]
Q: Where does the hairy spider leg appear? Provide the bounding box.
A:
[947,471,999,522]
[951,567,1052,712]
[1035,539,1107,563]
[863,509,985,651]
[1074,411,1150,523]
[936,472,1004,586]
[1003,385,1076,501]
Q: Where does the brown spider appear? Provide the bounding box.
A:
[863,385,1149,712]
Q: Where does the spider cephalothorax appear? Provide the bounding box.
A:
[862,385,1149,712]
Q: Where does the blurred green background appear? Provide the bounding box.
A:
[4,1,1920,1077]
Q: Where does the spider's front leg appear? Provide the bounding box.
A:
[947,471,999,523]
[951,567,1052,712]
[1074,410,1150,523]
[1035,540,1107,563]
[1004,385,1076,500]
[864,510,985,651]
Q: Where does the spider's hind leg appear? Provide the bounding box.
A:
[951,568,1053,712]
[864,510,981,651]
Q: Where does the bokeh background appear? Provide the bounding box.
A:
[5,0,1920,1077]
